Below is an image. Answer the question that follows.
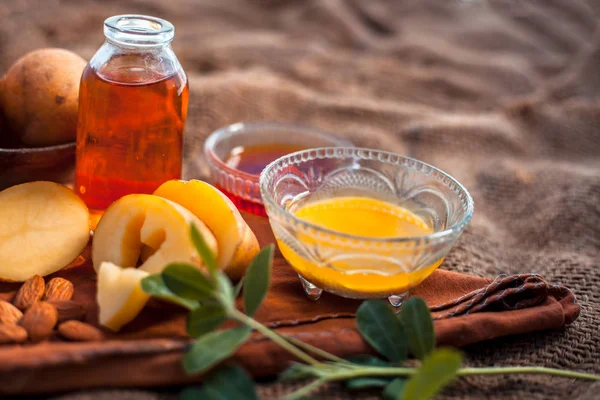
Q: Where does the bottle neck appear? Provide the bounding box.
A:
[103,15,174,48]
[103,37,170,52]
[89,15,183,85]
[89,40,183,85]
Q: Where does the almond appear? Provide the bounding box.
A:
[0,300,23,325]
[47,300,87,322]
[58,320,105,342]
[13,275,45,311]
[20,301,58,343]
[0,324,28,344]
[44,277,74,301]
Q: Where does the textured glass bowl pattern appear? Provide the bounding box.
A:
[260,147,474,304]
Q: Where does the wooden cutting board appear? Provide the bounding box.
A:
[0,211,577,395]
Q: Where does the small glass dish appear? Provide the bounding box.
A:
[260,147,474,305]
[204,122,353,216]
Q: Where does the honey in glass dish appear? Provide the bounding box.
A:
[260,147,474,304]
[224,144,305,175]
[218,143,305,216]
[279,196,442,297]
[75,15,188,218]
[204,122,354,217]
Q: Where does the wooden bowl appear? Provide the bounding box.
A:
[0,142,76,190]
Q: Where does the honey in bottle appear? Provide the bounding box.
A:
[75,15,188,214]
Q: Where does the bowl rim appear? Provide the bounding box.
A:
[0,141,76,153]
[259,147,474,244]
[203,121,354,183]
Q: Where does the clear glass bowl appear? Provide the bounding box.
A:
[260,147,474,305]
[204,122,353,216]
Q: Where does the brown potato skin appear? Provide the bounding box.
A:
[1,48,86,147]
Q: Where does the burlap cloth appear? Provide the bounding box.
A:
[1,0,599,399]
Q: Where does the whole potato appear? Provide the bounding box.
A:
[1,48,86,147]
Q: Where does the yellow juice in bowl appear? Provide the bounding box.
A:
[277,196,444,298]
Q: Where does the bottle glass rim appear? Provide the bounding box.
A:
[104,15,175,47]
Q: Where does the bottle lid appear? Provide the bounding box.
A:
[104,15,174,47]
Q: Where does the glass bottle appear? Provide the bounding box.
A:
[75,15,188,216]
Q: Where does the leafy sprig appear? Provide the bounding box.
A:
[141,224,600,400]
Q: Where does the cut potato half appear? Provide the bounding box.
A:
[97,261,149,331]
[154,180,259,280]
[92,194,218,274]
[0,181,90,281]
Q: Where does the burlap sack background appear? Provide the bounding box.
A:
[1,0,599,399]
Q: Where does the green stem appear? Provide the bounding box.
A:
[458,367,600,381]
[284,336,350,364]
[325,366,417,381]
[282,378,327,400]
[225,308,599,385]
[229,309,320,366]
[317,365,600,382]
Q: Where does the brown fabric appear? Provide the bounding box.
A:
[1,0,600,399]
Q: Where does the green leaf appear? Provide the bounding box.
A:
[344,354,394,390]
[346,354,390,367]
[346,377,392,390]
[217,271,235,307]
[345,355,394,390]
[183,326,252,374]
[162,262,215,301]
[180,365,258,400]
[383,378,407,400]
[179,387,203,400]
[400,348,463,400]
[356,300,407,362]
[191,223,218,278]
[187,302,227,338]
[243,245,274,317]
[398,297,435,360]
[279,363,319,381]
[140,274,199,310]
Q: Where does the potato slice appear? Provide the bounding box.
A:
[96,261,149,332]
[92,194,218,274]
[0,181,90,282]
[154,180,259,280]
